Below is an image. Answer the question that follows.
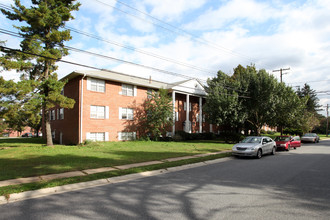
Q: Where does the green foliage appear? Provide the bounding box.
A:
[283,128,303,136]
[204,64,307,135]
[143,89,173,140]
[172,131,217,141]
[1,1,80,145]
[0,77,41,134]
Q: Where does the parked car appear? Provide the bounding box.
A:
[275,135,301,151]
[301,133,320,143]
[21,132,33,137]
[232,136,276,159]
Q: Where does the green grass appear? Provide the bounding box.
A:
[319,134,330,140]
[0,152,232,197]
[0,138,232,181]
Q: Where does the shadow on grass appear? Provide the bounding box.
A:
[0,137,46,147]
[0,150,205,181]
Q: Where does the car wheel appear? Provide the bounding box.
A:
[294,147,296,149]
[271,147,276,155]
[256,149,262,159]
[286,145,291,151]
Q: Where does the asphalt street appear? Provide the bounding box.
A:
[1,140,330,220]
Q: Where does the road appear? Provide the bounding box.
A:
[1,140,330,220]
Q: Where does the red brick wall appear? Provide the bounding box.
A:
[50,75,220,144]
[50,76,80,144]
[81,78,150,142]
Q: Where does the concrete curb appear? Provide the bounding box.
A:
[0,156,232,205]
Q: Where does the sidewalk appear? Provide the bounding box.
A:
[0,151,232,188]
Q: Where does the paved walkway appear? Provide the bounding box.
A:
[0,151,232,187]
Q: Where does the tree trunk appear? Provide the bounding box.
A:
[43,62,53,146]
[43,106,53,146]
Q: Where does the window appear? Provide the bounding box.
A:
[50,110,55,120]
[87,77,105,92]
[59,108,64,120]
[147,88,153,99]
[118,132,136,141]
[196,113,199,122]
[52,131,55,139]
[122,84,134,96]
[90,106,106,119]
[89,132,105,141]
[120,108,134,120]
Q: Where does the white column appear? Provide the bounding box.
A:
[199,97,202,133]
[172,91,176,136]
[185,94,190,133]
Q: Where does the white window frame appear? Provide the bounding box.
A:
[50,110,56,120]
[90,106,109,119]
[118,132,136,141]
[87,77,105,93]
[121,84,137,96]
[119,107,134,120]
[59,108,64,120]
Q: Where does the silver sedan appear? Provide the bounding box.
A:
[232,136,276,159]
[301,133,320,143]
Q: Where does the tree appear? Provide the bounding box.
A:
[297,84,322,113]
[205,64,304,136]
[0,76,40,135]
[1,0,80,145]
[204,70,246,131]
[143,89,173,140]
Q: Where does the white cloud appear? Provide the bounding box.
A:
[142,0,207,21]
[185,0,276,30]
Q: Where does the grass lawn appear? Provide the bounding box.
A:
[0,137,233,181]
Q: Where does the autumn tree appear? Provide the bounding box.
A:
[1,0,80,145]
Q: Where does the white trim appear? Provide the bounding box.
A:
[87,77,91,90]
[134,85,137,96]
[80,74,87,144]
[172,91,176,135]
[119,107,122,119]
[105,106,109,119]
[199,97,202,133]
[118,132,122,141]
[105,132,109,141]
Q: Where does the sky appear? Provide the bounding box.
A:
[1,0,330,115]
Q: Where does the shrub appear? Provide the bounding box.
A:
[267,130,275,135]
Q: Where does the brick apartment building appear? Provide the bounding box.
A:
[49,70,219,145]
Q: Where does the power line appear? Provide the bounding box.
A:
[0,27,249,94]
[65,26,216,74]
[0,45,251,98]
[92,0,260,65]
[273,67,290,83]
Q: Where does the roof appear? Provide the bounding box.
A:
[61,69,207,96]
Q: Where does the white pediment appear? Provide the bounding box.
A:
[171,79,206,96]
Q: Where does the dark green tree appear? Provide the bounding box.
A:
[143,89,173,140]
[204,70,247,131]
[297,84,321,113]
[1,0,80,145]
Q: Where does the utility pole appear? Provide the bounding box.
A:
[327,104,329,137]
[273,67,290,83]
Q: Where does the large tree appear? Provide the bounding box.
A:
[204,70,247,131]
[143,89,173,140]
[1,0,80,145]
[205,65,304,136]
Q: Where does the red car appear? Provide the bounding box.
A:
[275,136,301,151]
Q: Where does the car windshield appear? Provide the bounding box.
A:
[304,133,316,137]
[275,136,290,141]
[241,137,262,143]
